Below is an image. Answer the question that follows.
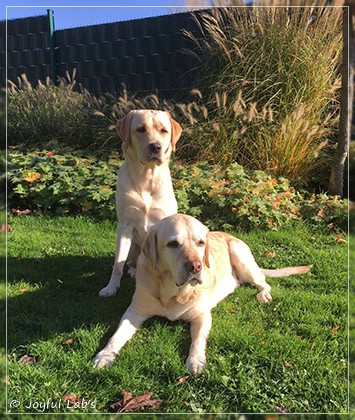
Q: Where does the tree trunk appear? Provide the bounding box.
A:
[329,3,353,197]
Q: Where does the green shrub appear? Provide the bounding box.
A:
[7,146,347,232]
[172,160,347,232]
[7,145,120,219]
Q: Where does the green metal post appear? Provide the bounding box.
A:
[47,9,56,82]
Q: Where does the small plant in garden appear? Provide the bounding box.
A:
[7,146,347,232]
[7,145,121,219]
[171,160,347,232]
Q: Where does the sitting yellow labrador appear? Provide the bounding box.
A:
[93,214,310,374]
[99,109,182,297]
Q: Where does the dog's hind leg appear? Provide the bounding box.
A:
[228,238,272,303]
[99,224,133,297]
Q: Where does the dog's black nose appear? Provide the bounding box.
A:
[148,143,162,154]
[185,260,202,274]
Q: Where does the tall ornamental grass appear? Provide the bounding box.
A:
[7,72,94,148]
[181,4,342,185]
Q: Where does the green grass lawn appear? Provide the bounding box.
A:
[6,215,348,414]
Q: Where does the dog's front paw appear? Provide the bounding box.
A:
[256,290,272,303]
[99,285,118,298]
[92,350,116,368]
[186,355,206,375]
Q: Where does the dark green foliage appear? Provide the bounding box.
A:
[7,146,347,232]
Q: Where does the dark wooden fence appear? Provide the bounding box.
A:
[1,9,204,98]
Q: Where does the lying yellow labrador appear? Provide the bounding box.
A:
[93,214,310,373]
[99,110,182,297]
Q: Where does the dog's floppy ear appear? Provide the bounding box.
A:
[203,232,211,269]
[169,115,182,153]
[142,227,158,270]
[116,110,136,148]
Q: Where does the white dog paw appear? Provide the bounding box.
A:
[127,267,136,278]
[186,356,206,375]
[256,290,272,303]
[92,350,116,368]
[99,285,118,298]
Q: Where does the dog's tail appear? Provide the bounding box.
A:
[262,265,312,278]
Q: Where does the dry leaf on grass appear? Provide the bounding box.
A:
[62,338,74,345]
[265,248,276,257]
[177,375,190,385]
[18,355,35,365]
[109,390,162,412]
[331,325,340,334]
[336,235,347,244]
[274,406,289,413]
[62,394,83,406]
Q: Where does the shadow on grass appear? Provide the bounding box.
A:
[6,255,191,358]
[6,255,136,350]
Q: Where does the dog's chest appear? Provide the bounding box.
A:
[160,300,194,321]
[134,191,168,229]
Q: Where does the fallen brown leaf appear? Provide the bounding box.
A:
[62,338,74,345]
[177,375,189,385]
[284,361,293,368]
[274,406,289,413]
[62,394,83,406]
[121,390,133,406]
[18,355,35,365]
[336,235,347,244]
[265,248,276,257]
[109,390,162,413]
[331,325,340,334]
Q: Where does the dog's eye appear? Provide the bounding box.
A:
[137,126,146,133]
[161,128,169,134]
[197,240,206,246]
[167,240,179,248]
